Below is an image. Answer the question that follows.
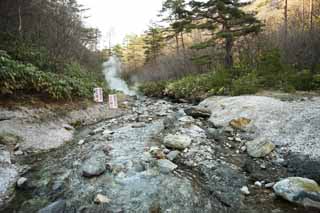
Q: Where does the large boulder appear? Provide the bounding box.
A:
[246,137,275,158]
[81,152,107,177]
[163,134,192,150]
[0,150,18,210]
[273,177,320,209]
[184,107,211,119]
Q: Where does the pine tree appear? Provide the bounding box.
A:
[190,0,262,67]
[160,0,192,53]
[143,25,165,64]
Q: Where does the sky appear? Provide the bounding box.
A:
[78,0,164,48]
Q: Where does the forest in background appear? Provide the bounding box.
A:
[0,0,108,100]
[115,0,320,101]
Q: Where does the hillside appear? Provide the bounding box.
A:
[245,0,304,24]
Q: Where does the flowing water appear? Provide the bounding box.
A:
[103,56,136,96]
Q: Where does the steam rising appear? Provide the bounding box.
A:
[103,56,136,96]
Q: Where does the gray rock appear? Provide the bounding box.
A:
[0,165,18,209]
[163,134,192,150]
[157,159,178,174]
[273,177,320,209]
[14,150,23,156]
[166,151,180,161]
[38,199,66,213]
[0,133,19,145]
[0,151,11,164]
[81,152,106,177]
[63,124,74,131]
[246,137,275,158]
[184,107,211,119]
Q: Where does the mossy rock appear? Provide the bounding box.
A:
[0,132,20,145]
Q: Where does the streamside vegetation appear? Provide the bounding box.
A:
[0,0,108,100]
[116,0,320,101]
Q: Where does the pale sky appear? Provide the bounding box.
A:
[78,0,164,48]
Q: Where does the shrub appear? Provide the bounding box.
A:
[0,52,108,100]
[138,81,168,97]
[231,71,260,95]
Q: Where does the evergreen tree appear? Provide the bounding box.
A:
[160,0,192,53]
[190,0,262,67]
[143,25,165,64]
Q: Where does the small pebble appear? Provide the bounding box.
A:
[240,186,250,195]
[254,181,263,188]
[265,182,275,188]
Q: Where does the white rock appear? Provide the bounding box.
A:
[254,181,263,188]
[163,134,192,150]
[14,150,23,156]
[240,186,250,195]
[17,177,27,188]
[94,194,111,204]
[78,139,85,145]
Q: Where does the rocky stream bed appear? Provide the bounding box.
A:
[1,95,320,212]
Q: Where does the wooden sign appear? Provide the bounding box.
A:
[94,88,103,103]
[108,94,118,109]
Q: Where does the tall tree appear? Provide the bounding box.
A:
[160,0,192,53]
[190,0,262,67]
[143,25,165,64]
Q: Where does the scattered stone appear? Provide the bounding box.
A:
[91,126,105,135]
[14,144,20,151]
[240,186,250,195]
[273,177,320,209]
[166,151,180,161]
[207,128,224,141]
[81,152,107,177]
[131,123,146,128]
[246,137,275,158]
[149,147,166,159]
[157,159,178,174]
[102,129,114,136]
[17,177,28,188]
[38,199,66,213]
[163,134,192,150]
[254,181,263,188]
[229,117,251,131]
[163,148,170,154]
[240,146,247,152]
[14,150,23,156]
[224,126,234,135]
[260,163,266,170]
[63,124,74,131]
[178,116,195,123]
[94,194,111,204]
[265,182,275,188]
[184,107,211,119]
[78,139,85,145]
[228,137,234,141]
[235,137,242,142]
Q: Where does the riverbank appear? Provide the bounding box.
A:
[1,93,320,212]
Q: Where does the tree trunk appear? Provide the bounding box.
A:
[225,36,233,68]
[175,33,180,54]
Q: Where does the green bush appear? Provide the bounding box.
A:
[138,81,168,97]
[312,74,320,90]
[0,52,108,100]
[231,71,260,95]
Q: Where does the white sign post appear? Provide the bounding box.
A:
[108,94,118,109]
[93,88,103,103]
